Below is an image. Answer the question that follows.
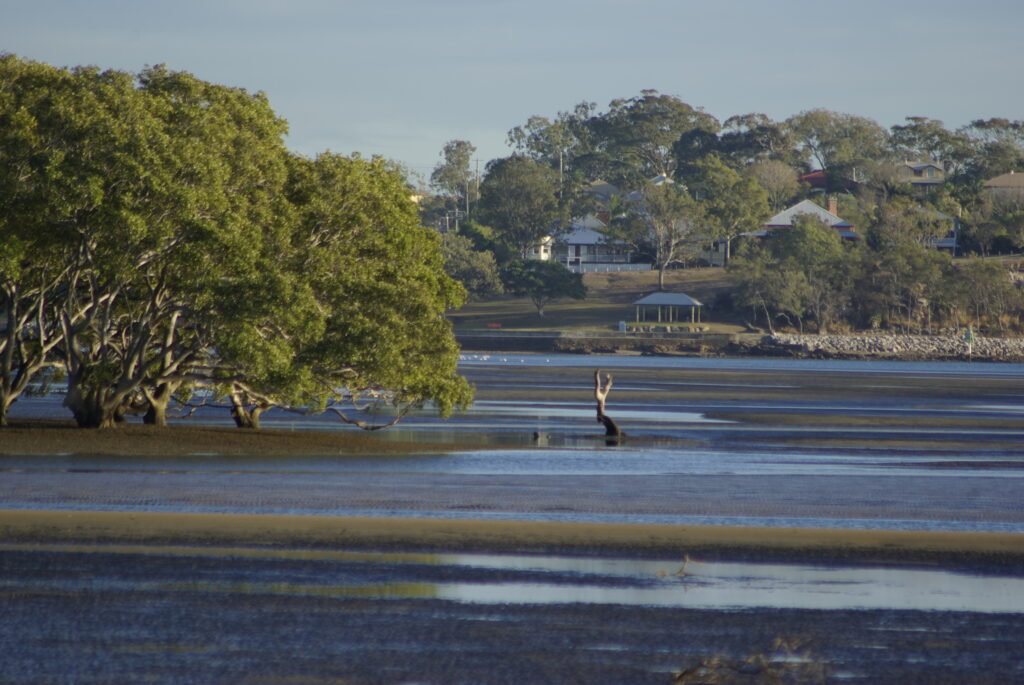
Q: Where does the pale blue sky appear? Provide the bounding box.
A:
[3,1,1021,181]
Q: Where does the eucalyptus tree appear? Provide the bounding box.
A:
[954,258,1021,332]
[747,159,802,210]
[477,155,564,258]
[608,180,707,290]
[729,242,812,333]
[430,139,477,217]
[507,102,597,204]
[890,116,972,174]
[690,155,770,264]
[441,233,503,299]
[717,113,800,167]
[959,118,1024,182]
[785,109,891,189]
[586,90,719,188]
[773,214,859,332]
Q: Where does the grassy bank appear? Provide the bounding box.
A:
[449,267,746,334]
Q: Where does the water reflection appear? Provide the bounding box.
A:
[438,554,1024,613]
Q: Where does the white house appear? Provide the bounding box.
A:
[552,215,633,270]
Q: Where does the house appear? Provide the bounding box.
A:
[584,179,622,205]
[703,198,856,265]
[897,161,945,199]
[899,161,945,188]
[756,198,859,239]
[552,215,633,271]
[525,235,554,261]
[798,169,859,193]
[984,171,1024,201]
[525,179,647,272]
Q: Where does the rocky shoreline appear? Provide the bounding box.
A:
[459,329,1024,362]
[747,332,1024,363]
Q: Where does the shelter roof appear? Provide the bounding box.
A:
[633,292,702,307]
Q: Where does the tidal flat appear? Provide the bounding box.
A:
[2,354,1023,682]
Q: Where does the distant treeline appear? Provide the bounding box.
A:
[422,91,1024,332]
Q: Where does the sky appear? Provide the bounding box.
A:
[3,0,1022,184]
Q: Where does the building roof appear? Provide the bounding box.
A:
[798,169,858,191]
[633,292,703,307]
[985,171,1024,189]
[560,214,611,245]
[562,225,606,246]
[902,161,943,171]
[764,199,853,229]
[584,180,621,202]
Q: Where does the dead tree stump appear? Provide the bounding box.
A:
[594,369,624,438]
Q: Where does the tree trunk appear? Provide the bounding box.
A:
[64,382,122,428]
[144,400,168,426]
[231,405,262,429]
[229,389,265,429]
[143,382,178,427]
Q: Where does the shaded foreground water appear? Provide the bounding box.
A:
[4,541,1024,683]
[3,354,1024,682]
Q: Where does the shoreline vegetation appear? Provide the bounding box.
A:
[451,268,1024,362]
[3,510,1023,567]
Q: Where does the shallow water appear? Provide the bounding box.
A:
[5,355,1024,533]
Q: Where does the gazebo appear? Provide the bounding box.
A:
[632,292,703,324]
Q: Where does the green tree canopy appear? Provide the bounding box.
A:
[690,155,770,263]
[0,55,473,429]
[501,259,585,318]
[441,233,503,299]
[586,90,720,187]
[477,155,564,258]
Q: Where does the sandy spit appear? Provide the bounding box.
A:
[3,509,1023,565]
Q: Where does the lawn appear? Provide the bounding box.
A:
[448,266,746,333]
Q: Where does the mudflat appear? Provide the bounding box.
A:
[0,420,469,456]
[4,509,1024,683]
[3,509,1024,566]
